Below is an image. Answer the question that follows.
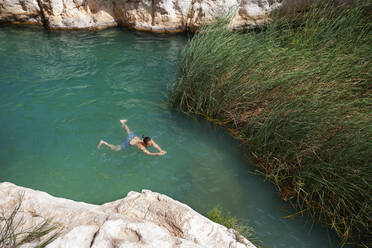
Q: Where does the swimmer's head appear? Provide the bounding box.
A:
[142,135,152,146]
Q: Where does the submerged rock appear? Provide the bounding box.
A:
[0,182,255,248]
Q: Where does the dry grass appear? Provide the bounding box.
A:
[0,194,59,248]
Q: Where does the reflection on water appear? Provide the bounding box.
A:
[0,25,342,248]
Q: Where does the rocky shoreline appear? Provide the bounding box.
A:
[0,0,284,32]
[0,182,255,248]
[1,0,357,32]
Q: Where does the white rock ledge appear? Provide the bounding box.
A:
[0,0,356,32]
[0,0,282,31]
[0,182,256,248]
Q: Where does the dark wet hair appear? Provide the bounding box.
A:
[142,135,151,145]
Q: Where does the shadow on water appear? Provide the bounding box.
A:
[0,24,347,248]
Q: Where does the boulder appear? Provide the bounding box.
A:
[0,0,42,24]
[0,182,256,248]
[37,0,117,30]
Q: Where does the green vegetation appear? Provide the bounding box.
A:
[205,206,262,247]
[0,194,59,248]
[169,1,372,246]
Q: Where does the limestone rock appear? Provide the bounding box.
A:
[0,0,281,31]
[113,0,281,32]
[0,182,256,248]
[0,0,357,31]
[38,0,117,29]
[47,225,100,248]
[113,0,192,32]
[0,0,42,24]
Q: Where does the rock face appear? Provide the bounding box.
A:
[0,0,43,24]
[0,182,256,248]
[0,0,282,31]
[113,0,280,32]
[38,0,117,30]
[0,0,358,31]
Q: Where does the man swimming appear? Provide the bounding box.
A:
[97,119,167,156]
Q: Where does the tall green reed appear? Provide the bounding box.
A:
[169,1,372,246]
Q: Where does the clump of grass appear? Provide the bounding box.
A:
[205,206,262,247]
[0,194,59,247]
[169,1,372,246]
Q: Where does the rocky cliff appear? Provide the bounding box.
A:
[0,1,357,31]
[0,0,282,31]
[0,182,255,248]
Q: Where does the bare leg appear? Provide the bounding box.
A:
[120,119,131,134]
[97,140,120,151]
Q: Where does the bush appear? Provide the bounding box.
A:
[169,1,372,246]
[205,206,262,247]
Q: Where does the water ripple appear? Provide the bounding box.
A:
[0,25,341,248]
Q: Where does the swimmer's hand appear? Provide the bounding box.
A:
[159,151,167,155]
[120,119,127,125]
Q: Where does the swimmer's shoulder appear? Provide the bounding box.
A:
[130,136,141,145]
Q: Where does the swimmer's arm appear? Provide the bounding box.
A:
[151,140,166,154]
[139,145,165,156]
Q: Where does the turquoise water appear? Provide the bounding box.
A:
[0,25,342,247]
